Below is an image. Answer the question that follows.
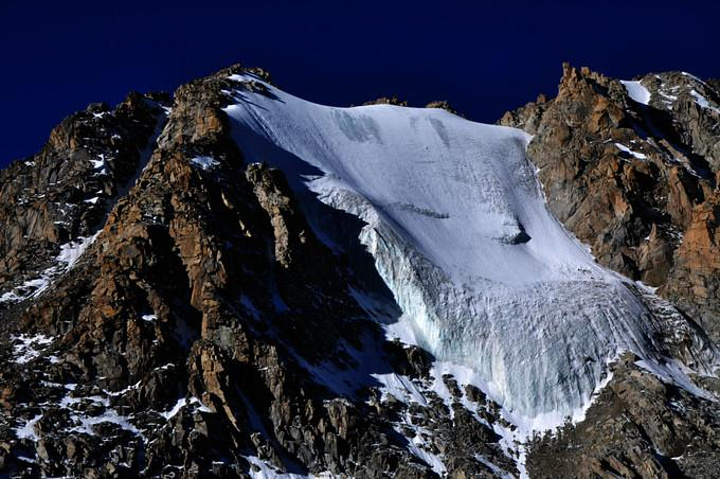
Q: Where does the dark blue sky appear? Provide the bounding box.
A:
[2,0,719,166]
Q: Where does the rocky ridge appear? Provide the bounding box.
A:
[501,63,720,477]
[0,91,169,308]
[500,64,720,340]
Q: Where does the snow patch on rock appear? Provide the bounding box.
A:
[161,397,213,420]
[0,233,99,304]
[615,142,648,160]
[190,156,220,171]
[14,414,42,441]
[244,456,321,479]
[11,334,54,364]
[690,89,720,114]
[621,80,652,105]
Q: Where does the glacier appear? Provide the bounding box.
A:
[223,73,715,423]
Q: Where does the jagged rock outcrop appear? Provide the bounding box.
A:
[424,101,464,117]
[527,354,720,479]
[501,63,720,340]
[0,91,169,306]
[501,63,720,477]
[362,97,409,107]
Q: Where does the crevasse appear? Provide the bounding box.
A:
[223,73,713,421]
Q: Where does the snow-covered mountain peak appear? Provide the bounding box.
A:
[223,73,715,423]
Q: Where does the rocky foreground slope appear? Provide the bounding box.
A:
[0,64,718,479]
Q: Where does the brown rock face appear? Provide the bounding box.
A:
[0,91,169,304]
[667,196,720,330]
[425,101,465,117]
[501,62,720,340]
[501,63,720,477]
[362,96,409,106]
[527,354,720,479]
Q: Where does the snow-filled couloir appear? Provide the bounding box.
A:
[222,73,716,424]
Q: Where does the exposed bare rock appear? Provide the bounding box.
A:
[527,354,720,478]
[503,62,720,340]
[0,90,169,305]
[665,194,720,337]
[362,96,408,106]
[425,101,465,117]
[498,93,552,134]
[499,63,720,478]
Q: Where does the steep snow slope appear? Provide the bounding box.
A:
[620,80,652,105]
[223,74,711,422]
